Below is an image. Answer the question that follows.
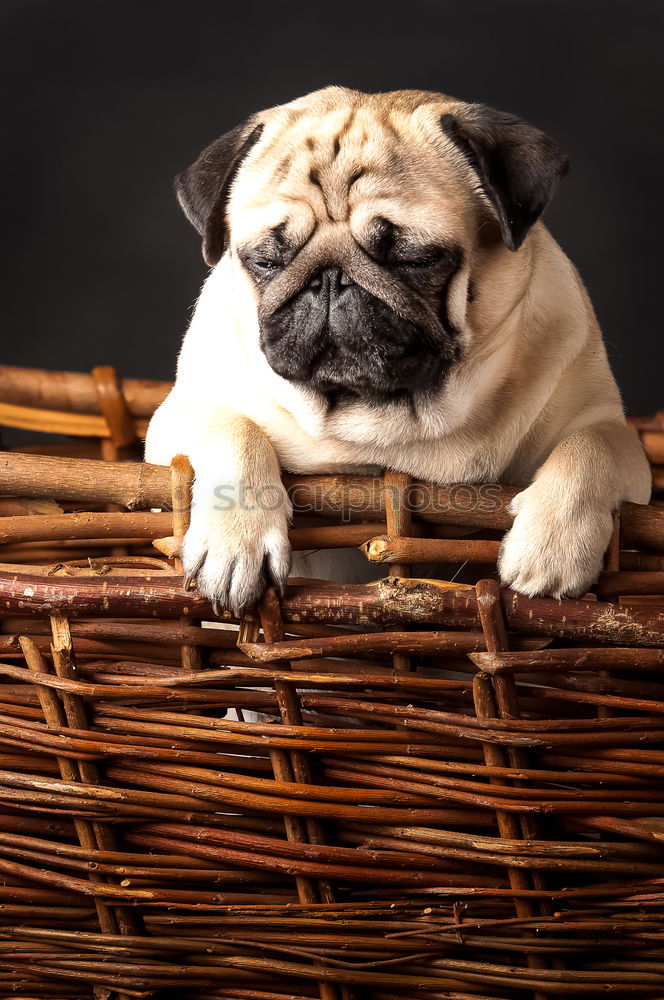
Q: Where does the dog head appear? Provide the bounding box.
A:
[176,87,568,402]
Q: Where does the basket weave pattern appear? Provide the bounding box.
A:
[0,365,663,999]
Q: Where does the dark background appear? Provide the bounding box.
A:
[1,0,662,414]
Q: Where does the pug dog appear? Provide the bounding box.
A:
[145,86,651,614]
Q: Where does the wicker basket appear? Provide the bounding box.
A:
[0,364,663,1000]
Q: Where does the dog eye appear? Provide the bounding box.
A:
[237,241,285,278]
[253,259,282,271]
[395,247,461,270]
[396,255,440,268]
[242,256,283,279]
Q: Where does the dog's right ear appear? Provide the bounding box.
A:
[175,120,264,266]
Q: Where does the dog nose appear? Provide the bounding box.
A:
[307,267,353,293]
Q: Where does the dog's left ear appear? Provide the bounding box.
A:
[175,119,264,266]
[440,105,569,251]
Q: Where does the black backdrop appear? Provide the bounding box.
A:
[1,0,662,414]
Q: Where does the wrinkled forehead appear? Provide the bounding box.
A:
[228,101,476,248]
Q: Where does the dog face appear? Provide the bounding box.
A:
[176,87,568,402]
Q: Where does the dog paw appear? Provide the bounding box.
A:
[181,483,292,615]
[498,486,613,599]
